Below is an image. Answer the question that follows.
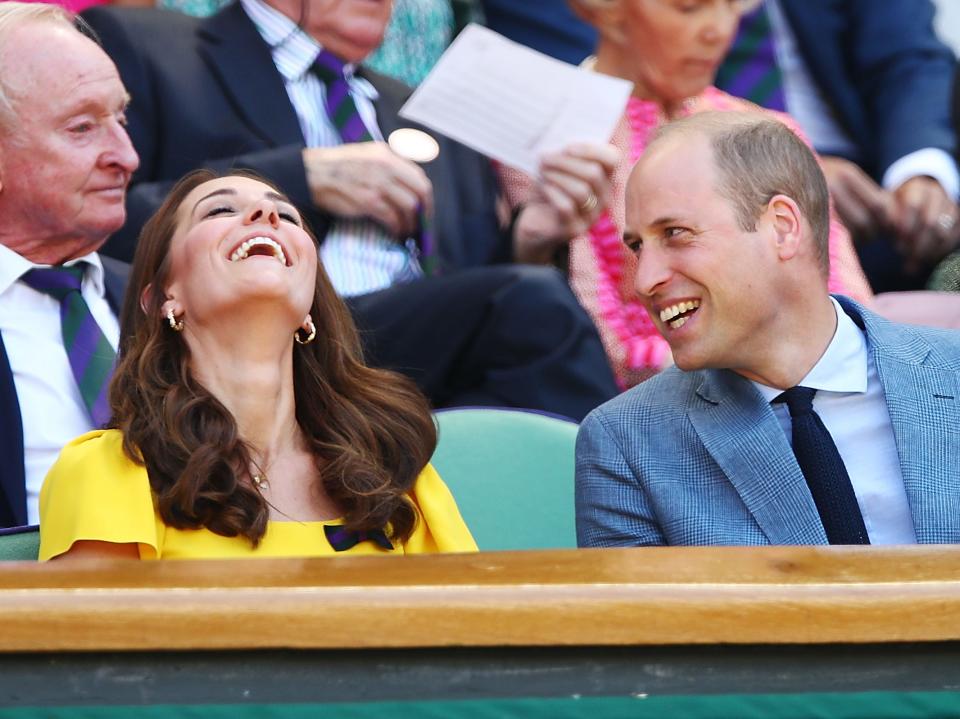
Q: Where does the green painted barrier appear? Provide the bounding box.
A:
[3,691,960,719]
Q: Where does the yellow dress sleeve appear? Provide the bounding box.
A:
[403,463,478,553]
[39,430,162,560]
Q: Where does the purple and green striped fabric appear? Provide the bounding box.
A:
[715,4,786,112]
[21,266,115,428]
[313,50,374,144]
[313,49,437,274]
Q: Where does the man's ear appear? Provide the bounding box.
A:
[767,194,803,262]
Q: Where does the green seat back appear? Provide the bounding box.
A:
[0,526,39,561]
[431,409,578,550]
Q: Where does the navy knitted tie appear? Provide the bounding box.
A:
[775,387,869,545]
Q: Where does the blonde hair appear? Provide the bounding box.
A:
[0,2,76,132]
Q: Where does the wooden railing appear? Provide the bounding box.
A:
[2,545,959,652]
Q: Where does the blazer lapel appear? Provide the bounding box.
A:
[861,308,960,544]
[689,369,827,545]
[197,4,305,147]
[0,332,26,527]
[100,256,129,315]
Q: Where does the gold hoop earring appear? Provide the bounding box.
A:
[167,308,184,332]
[295,318,316,345]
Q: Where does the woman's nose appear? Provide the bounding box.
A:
[244,201,280,228]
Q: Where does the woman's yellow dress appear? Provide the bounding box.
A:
[39,430,477,559]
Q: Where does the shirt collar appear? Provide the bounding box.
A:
[753,297,868,403]
[0,243,106,298]
[239,0,378,102]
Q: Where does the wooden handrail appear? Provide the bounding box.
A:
[1,546,959,652]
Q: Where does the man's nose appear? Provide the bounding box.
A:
[634,247,672,298]
[103,121,140,175]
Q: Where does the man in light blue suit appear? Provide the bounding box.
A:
[576,112,960,547]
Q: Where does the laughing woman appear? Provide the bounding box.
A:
[39,169,476,559]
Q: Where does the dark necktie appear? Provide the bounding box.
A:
[774,386,870,544]
[21,265,116,428]
[313,49,374,143]
[715,3,787,111]
[312,49,436,273]
[324,524,393,552]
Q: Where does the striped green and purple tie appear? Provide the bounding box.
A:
[313,49,436,272]
[715,3,786,112]
[21,265,115,428]
[313,49,374,144]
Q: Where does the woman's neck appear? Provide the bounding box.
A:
[184,314,304,461]
[593,48,687,119]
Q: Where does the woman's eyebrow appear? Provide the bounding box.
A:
[192,188,237,213]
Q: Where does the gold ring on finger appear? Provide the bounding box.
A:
[579,193,598,214]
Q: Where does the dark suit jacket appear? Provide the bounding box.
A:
[0,256,128,527]
[82,4,507,270]
[776,0,957,180]
[480,0,596,65]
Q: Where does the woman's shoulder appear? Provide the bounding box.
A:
[52,429,139,474]
[42,429,147,504]
[40,430,160,561]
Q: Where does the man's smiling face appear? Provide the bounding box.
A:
[624,132,782,374]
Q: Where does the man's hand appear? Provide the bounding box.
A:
[820,155,894,241]
[891,176,959,273]
[302,142,433,238]
[513,143,620,264]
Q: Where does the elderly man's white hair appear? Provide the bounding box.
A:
[0,2,77,133]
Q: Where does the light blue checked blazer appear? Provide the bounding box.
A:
[575,296,960,547]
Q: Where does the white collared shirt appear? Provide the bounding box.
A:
[0,244,120,524]
[751,298,916,544]
[240,0,423,296]
[767,0,959,198]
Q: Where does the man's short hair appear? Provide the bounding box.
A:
[0,2,77,133]
[650,112,831,277]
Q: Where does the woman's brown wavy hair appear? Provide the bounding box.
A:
[111,168,436,546]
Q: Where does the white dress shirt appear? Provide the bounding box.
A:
[0,244,120,524]
[751,298,917,544]
[767,0,959,199]
[241,0,423,297]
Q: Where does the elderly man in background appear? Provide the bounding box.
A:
[576,112,960,548]
[716,0,960,290]
[0,2,139,527]
[82,0,621,420]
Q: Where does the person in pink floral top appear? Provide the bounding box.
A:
[499,0,875,387]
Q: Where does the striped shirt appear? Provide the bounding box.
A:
[241,0,422,296]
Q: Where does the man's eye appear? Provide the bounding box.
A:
[69,122,94,134]
[665,227,688,239]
